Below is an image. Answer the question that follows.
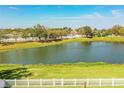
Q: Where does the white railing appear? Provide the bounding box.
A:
[4,78,124,87]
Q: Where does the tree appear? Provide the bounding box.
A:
[92,30,101,37]
[22,30,30,40]
[0,31,3,43]
[118,27,124,36]
[49,30,59,40]
[48,27,71,40]
[57,30,68,39]
[34,24,48,41]
[111,25,122,36]
[86,27,93,38]
[76,26,93,38]
[63,27,72,34]
[12,31,18,42]
[93,28,97,32]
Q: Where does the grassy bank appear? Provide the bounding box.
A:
[1,37,124,52]
[1,62,124,79]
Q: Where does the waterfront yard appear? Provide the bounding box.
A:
[1,62,124,79]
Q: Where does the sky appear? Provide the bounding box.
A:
[0,5,124,29]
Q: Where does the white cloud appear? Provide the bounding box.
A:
[39,11,124,29]
[80,12,105,19]
[111,10,124,17]
[9,6,18,10]
[42,12,105,20]
[42,10,124,21]
[2,9,124,29]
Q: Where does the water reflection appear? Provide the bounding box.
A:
[1,42,124,64]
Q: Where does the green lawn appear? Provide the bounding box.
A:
[1,62,124,79]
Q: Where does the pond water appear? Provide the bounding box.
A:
[1,42,124,64]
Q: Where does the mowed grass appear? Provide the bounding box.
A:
[1,37,124,52]
[1,62,124,79]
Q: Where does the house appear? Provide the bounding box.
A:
[68,30,82,38]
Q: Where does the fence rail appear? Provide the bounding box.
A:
[4,78,124,87]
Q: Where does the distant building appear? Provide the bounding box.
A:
[62,30,81,39]
[70,30,78,36]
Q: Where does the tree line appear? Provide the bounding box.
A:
[0,24,124,43]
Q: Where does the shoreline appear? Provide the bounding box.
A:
[1,37,124,52]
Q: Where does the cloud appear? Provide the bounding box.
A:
[43,10,124,21]
[39,11,124,29]
[9,6,18,10]
[42,12,105,20]
[80,12,105,19]
[2,7,124,29]
[111,9,123,17]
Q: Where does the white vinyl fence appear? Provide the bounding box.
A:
[4,78,124,88]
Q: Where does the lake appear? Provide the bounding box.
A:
[1,42,124,64]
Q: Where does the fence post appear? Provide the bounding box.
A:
[86,79,89,87]
[99,79,102,87]
[40,79,42,87]
[84,81,87,88]
[112,78,115,87]
[14,79,16,87]
[74,79,77,87]
[61,79,64,87]
[53,79,55,87]
[27,79,29,87]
